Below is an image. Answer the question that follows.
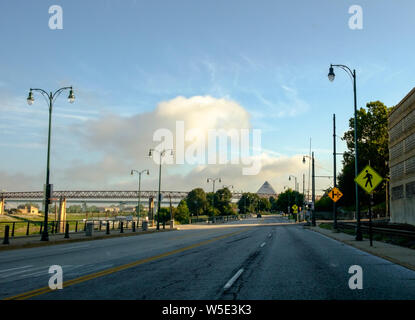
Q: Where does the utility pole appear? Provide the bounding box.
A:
[333,114,338,231]
[312,152,316,227]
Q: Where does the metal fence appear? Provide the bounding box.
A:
[189,214,252,224]
[0,218,151,239]
[0,214,253,239]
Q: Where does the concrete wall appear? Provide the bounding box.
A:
[389,87,415,226]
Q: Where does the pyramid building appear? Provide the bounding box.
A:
[257,181,277,195]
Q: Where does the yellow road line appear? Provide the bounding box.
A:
[4,228,248,300]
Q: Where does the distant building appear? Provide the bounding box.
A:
[18,205,39,215]
[104,207,120,214]
[388,87,415,225]
[257,181,277,197]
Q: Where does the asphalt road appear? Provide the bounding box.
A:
[1,215,414,300]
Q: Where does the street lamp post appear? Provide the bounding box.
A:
[328,64,362,241]
[27,86,75,241]
[149,149,174,230]
[207,177,221,213]
[131,169,149,221]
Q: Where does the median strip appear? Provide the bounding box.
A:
[4,228,248,300]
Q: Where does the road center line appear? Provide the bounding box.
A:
[4,228,248,300]
[223,268,244,290]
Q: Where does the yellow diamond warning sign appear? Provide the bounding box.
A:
[355,165,383,194]
[328,187,343,202]
[292,204,298,213]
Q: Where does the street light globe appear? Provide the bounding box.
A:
[328,67,335,82]
[68,89,75,104]
[27,91,34,105]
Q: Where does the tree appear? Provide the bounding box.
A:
[258,197,271,213]
[275,189,304,213]
[156,207,171,224]
[338,101,390,207]
[269,196,278,212]
[186,188,207,217]
[174,200,190,224]
[214,188,233,216]
[315,194,332,212]
[237,193,260,214]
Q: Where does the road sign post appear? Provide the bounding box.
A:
[355,165,383,247]
[328,187,343,232]
[292,204,298,222]
[369,193,373,247]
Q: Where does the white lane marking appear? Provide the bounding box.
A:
[0,265,86,283]
[0,266,46,278]
[0,265,32,274]
[268,233,272,238]
[260,242,266,248]
[224,268,244,290]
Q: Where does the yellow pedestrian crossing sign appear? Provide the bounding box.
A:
[328,187,343,202]
[292,204,298,213]
[355,165,383,194]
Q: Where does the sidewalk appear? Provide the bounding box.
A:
[307,224,415,271]
[0,226,176,251]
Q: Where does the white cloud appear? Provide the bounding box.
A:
[0,95,321,193]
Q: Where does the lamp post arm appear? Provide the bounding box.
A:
[331,64,354,80]
[52,86,72,103]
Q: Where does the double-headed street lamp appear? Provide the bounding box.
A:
[328,64,362,241]
[131,169,149,220]
[149,148,174,230]
[27,86,75,241]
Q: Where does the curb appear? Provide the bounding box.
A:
[307,226,415,272]
[0,228,178,252]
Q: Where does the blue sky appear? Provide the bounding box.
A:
[1,0,414,194]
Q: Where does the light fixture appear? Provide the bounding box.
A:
[27,90,34,105]
[68,88,75,103]
[328,66,335,82]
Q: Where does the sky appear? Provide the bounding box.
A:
[0,0,414,196]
